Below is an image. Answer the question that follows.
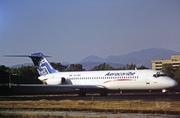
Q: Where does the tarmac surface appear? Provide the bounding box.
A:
[0,93,180,101]
[0,110,179,118]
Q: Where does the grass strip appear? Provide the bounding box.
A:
[0,113,111,118]
[0,99,180,115]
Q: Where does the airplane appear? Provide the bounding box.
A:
[4,52,178,96]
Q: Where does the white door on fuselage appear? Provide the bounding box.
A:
[146,77,150,84]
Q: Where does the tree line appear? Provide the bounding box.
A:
[0,63,180,85]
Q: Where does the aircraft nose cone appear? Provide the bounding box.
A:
[169,79,178,87]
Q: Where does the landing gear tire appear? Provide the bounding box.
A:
[162,89,167,93]
[100,91,107,96]
[162,89,168,96]
[79,89,86,97]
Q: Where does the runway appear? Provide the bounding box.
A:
[0,93,179,101]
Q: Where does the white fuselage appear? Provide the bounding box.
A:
[38,69,177,90]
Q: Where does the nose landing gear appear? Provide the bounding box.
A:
[162,89,167,93]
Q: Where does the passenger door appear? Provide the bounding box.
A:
[145,77,150,84]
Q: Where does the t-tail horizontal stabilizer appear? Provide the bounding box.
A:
[3,52,58,76]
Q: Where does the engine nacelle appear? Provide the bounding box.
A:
[45,77,67,85]
[61,77,66,84]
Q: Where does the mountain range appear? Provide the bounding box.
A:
[77,48,180,70]
[9,48,180,70]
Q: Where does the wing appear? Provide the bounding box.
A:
[15,84,105,89]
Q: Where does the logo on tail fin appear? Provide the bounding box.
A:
[30,53,58,76]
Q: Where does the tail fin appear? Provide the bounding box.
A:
[30,53,58,76]
[3,52,58,76]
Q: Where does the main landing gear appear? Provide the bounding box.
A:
[99,90,108,96]
[78,89,86,97]
[78,89,108,97]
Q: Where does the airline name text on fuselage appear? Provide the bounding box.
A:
[105,72,135,76]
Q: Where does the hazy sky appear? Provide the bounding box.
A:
[1,0,180,66]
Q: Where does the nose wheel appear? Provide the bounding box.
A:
[162,89,167,93]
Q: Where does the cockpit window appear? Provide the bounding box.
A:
[153,72,167,78]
